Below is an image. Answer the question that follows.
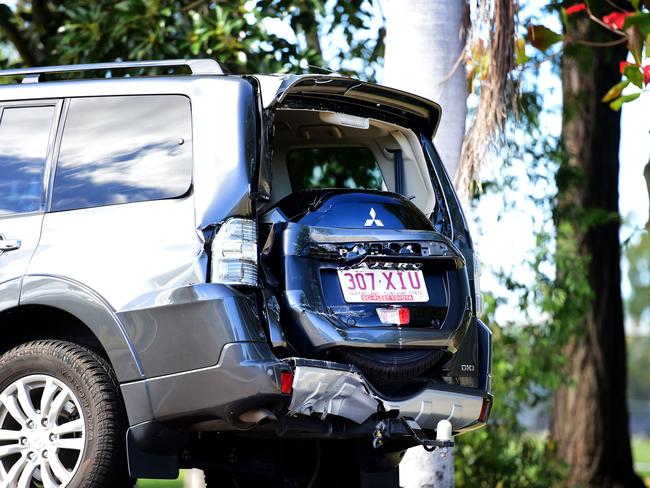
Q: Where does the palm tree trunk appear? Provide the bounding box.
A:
[383,2,467,485]
[383,0,468,180]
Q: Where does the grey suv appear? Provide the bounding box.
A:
[0,59,491,488]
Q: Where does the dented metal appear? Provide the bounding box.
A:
[288,360,380,424]
[287,358,490,433]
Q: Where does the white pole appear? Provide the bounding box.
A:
[431,419,454,488]
[183,469,206,488]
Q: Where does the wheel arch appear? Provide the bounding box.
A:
[10,274,144,382]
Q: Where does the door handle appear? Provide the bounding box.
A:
[0,236,21,252]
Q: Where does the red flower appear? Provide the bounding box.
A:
[620,60,634,74]
[603,11,633,30]
[566,3,587,15]
[644,65,650,86]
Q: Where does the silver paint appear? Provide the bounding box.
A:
[289,362,484,432]
[288,365,380,424]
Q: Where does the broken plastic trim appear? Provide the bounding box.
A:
[286,358,380,424]
[284,358,490,432]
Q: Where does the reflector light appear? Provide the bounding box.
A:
[479,398,490,423]
[280,371,293,395]
[376,307,410,325]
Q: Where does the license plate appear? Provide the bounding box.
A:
[336,269,429,303]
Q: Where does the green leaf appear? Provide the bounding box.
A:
[526,25,562,52]
[515,37,529,66]
[632,0,640,10]
[601,80,630,102]
[624,64,644,88]
[609,92,641,111]
[113,2,131,13]
[624,12,650,36]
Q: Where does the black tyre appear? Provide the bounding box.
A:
[0,340,134,487]
[331,348,446,381]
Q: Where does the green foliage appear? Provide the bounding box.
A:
[527,2,650,110]
[455,222,589,486]
[625,230,650,329]
[455,295,567,488]
[0,0,382,79]
[628,335,650,401]
[455,75,594,484]
[286,147,384,191]
[624,12,650,37]
[526,24,562,52]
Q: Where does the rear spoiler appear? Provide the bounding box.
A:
[252,74,442,138]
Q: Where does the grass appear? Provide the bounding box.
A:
[136,472,185,488]
[633,436,650,478]
[128,441,650,487]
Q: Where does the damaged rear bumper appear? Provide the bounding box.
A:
[287,358,492,434]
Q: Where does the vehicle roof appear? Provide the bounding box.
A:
[0,74,248,102]
[0,59,442,137]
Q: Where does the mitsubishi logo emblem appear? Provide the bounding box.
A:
[364,208,384,227]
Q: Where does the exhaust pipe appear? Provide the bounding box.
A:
[238,408,277,425]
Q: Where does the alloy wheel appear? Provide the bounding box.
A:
[0,374,86,487]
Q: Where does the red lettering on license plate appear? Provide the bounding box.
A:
[336,269,429,303]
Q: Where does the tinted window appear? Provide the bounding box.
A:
[52,95,192,211]
[287,147,384,191]
[0,106,55,216]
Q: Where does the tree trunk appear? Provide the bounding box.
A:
[550,3,644,486]
[383,2,467,485]
[382,0,468,179]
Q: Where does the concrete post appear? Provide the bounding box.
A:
[431,419,454,488]
[183,469,206,488]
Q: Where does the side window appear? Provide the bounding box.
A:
[0,105,55,216]
[52,95,192,212]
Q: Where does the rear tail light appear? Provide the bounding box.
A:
[377,306,410,325]
[210,218,258,286]
[280,371,293,395]
[479,397,491,423]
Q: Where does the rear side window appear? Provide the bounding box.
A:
[287,147,384,191]
[0,105,55,216]
[52,95,192,211]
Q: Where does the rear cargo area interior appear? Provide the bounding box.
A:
[270,109,436,216]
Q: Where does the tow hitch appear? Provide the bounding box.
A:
[372,417,454,452]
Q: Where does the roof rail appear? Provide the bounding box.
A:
[0,59,224,83]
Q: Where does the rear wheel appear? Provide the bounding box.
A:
[0,340,133,487]
[331,348,446,381]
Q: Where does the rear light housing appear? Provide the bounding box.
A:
[280,371,294,395]
[210,218,258,286]
[473,252,484,315]
[376,306,410,326]
[478,397,491,423]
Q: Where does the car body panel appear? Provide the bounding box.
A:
[117,283,268,378]
[0,76,257,230]
[0,64,491,481]
[253,74,442,138]
[20,274,144,381]
[0,214,44,308]
[120,342,290,425]
[29,196,204,311]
